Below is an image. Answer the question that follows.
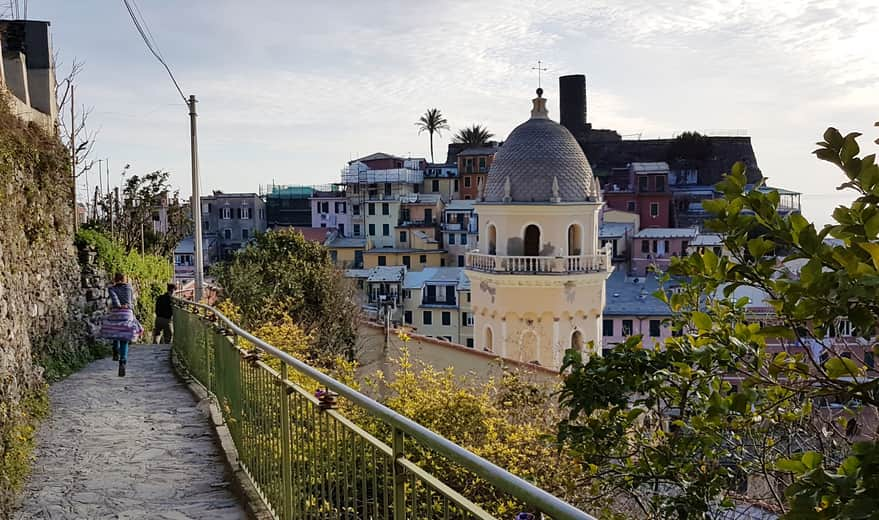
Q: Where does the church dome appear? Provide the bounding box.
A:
[483,90,598,203]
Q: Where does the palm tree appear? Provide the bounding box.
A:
[453,124,494,147]
[415,108,450,163]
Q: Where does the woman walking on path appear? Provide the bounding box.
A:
[100,273,143,377]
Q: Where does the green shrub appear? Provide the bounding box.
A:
[76,228,173,335]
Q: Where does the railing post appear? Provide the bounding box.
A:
[279,364,294,519]
[392,426,406,520]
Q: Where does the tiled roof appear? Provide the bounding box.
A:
[403,267,471,290]
[484,116,597,203]
[326,237,366,248]
[366,266,406,283]
[634,227,698,239]
[458,147,500,156]
[599,222,633,239]
[445,199,476,211]
[691,233,723,246]
[630,162,670,174]
[350,152,402,163]
[603,268,673,317]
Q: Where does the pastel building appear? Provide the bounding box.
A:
[465,89,612,368]
[310,187,351,236]
[631,227,698,276]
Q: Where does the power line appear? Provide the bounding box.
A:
[120,0,186,103]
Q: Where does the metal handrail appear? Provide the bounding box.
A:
[176,297,595,520]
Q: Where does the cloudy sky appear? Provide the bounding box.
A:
[29,0,879,227]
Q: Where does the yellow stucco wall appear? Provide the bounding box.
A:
[476,203,603,257]
[466,271,607,367]
[362,250,445,269]
[355,323,560,387]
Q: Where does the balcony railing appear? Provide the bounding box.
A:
[466,250,612,274]
[172,300,595,520]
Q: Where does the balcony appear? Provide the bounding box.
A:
[466,250,612,274]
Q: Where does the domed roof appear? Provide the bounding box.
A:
[483,92,598,203]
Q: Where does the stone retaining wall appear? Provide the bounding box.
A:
[0,91,100,516]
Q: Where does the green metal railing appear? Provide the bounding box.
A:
[172,299,595,520]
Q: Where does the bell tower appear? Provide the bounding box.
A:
[465,90,611,368]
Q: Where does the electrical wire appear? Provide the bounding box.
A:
[121,0,187,104]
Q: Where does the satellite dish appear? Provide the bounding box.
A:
[408,194,418,203]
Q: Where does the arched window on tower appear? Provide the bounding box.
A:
[571,330,584,351]
[488,224,497,255]
[568,224,583,256]
[524,224,541,256]
[484,326,494,352]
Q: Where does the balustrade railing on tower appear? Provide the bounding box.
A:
[172,299,595,520]
[465,250,611,275]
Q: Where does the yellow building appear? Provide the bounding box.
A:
[465,89,612,369]
[401,267,473,346]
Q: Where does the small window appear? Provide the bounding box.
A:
[354,224,361,236]
[378,256,387,266]
[382,224,390,236]
[478,157,486,171]
[222,207,232,220]
[639,176,648,191]
[423,311,433,325]
[641,240,649,253]
[420,255,427,263]
[404,311,413,324]
[432,180,440,192]
[449,234,456,245]
[464,176,472,188]
[461,233,468,245]
[402,256,411,268]
[603,319,614,337]
[384,184,392,196]
[382,203,390,215]
[627,201,636,212]
[622,319,633,336]
[466,338,474,348]
[466,292,471,302]
[353,204,360,215]
[368,203,376,215]
[866,352,875,369]
[650,203,659,217]
[400,231,407,243]
[457,255,465,267]
[649,320,661,337]
[656,176,666,192]
[368,224,376,236]
[242,228,250,240]
[442,312,451,326]
[223,228,232,240]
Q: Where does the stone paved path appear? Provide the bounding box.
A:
[15,345,247,520]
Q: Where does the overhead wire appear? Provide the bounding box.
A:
[120,0,187,104]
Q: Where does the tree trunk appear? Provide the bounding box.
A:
[429,132,435,163]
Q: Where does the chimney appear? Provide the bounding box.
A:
[559,74,587,134]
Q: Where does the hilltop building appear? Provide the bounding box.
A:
[0,20,57,132]
[465,89,612,368]
[558,74,801,228]
[200,191,266,259]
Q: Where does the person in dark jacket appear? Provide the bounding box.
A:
[153,283,175,344]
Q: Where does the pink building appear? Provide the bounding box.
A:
[310,188,352,237]
[631,227,698,276]
[602,269,674,352]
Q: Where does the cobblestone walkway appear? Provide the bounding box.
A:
[15,345,247,520]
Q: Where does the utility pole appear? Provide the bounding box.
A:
[189,95,204,301]
[71,84,78,232]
